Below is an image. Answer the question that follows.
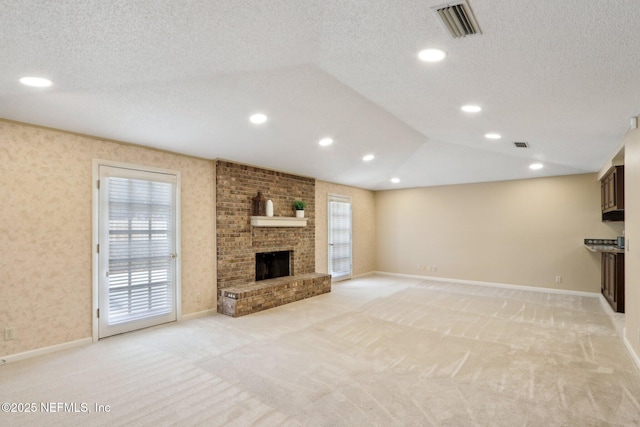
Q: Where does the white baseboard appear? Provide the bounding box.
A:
[351,271,374,279]
[1,310,218,364]
[182,308,218,321]
[371,271,599,297]
[623,328,640,372]
[1,337,92,365]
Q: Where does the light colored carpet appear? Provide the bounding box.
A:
[1,274,639,426]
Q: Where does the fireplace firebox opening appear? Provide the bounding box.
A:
[256,251,291,281]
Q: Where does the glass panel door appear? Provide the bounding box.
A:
[328,195,352,281]
[98,165,178,338]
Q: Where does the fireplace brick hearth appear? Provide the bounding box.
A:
[217,273,331,317]
[216,160,329,316]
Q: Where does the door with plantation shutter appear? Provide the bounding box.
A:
[97,165,179,338]
[328,194,352,282]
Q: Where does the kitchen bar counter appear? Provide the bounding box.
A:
[584,244,624,253]
[583,238,624,254]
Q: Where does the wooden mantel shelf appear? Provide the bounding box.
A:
[250,216,307,227]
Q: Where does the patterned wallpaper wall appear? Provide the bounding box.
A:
[0,121,216,357]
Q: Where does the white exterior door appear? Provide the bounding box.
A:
[97,164,179,338]
[328,195,352,281]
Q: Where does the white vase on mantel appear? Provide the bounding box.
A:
[266,200,274,217]
[295,209,304,218]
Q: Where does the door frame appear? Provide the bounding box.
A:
[92,159,182,342]
[327,193,352,282]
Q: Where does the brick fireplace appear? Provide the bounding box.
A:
[215,161,329,316]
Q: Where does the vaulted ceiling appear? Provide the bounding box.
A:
[2,0,639,189]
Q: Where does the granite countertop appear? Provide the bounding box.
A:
[584,244,624,253]
[583,238,624,254]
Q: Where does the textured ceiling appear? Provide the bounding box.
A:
[1,0,639,189]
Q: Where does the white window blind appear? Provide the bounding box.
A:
[328,195,352,280]
[107,176,174,325]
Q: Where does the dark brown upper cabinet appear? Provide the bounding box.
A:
[601,165,624,222]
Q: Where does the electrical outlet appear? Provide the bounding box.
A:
[4,328,15,341]
[555,276,562,283]
[433,266,438,272]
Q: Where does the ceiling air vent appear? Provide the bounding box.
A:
[433,1,481,38]
[514,142,529,148]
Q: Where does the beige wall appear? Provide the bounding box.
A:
[375,173,623,292]
[315,181,376,277]
[0,120,217,357]
[624,127,640,358]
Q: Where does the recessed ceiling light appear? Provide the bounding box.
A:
[529,163,544,170]
[19,76,52,87]
[418,48,447,62]
[363,154,375,162]
[249,113,267,124]
[461,105,482,113]
[391,177,400,184]
[485,133,502,140]
[318,137,333,147]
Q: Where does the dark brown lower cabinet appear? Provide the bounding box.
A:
[601,252,624,313]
